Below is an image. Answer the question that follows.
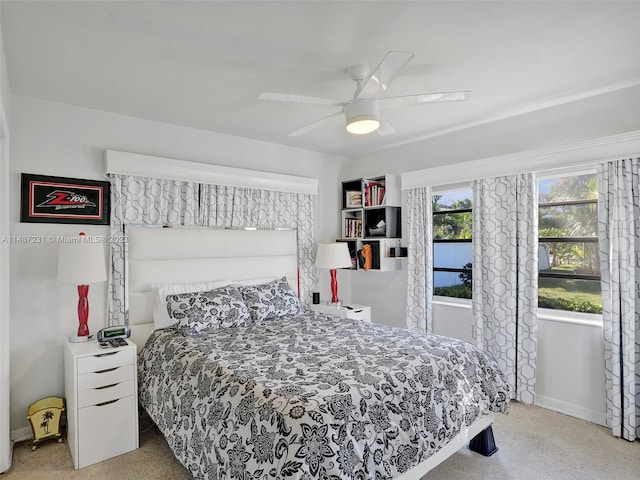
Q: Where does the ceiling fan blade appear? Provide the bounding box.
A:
[259,92,343,107]
[288,111,343,137]
[376,115,396,136]
[378,90,471,109]
[355,51,414,99]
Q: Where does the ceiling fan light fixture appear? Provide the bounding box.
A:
[344,99,380,135]
[346,116,380,135]
[260,51,470,138]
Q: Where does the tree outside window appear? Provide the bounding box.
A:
[538,173,601,313]
[433,190,473,299]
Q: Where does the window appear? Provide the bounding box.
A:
[433,188,473,299]
[538,173,601,313]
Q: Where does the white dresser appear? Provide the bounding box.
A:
[64,340,138,469]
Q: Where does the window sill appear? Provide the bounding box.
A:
[433,296,472,309]
[432,296,602,328]
[537,308,602,328]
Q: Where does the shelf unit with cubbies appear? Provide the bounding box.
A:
[339,174,406,271]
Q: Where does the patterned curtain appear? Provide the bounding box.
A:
[405,186,433,332]
[596,158,640,441]
[108,175,316,325]
[196,184,316,306]
[108,174,200,325]
[471,173,538,404]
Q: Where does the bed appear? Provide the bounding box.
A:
[126,226,510,479]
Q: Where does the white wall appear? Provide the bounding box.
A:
[535,311,606,424]
[430,301,607,425]
[0,3,12,471]
[344,84,640,425]
[8,95,347,438]
[348,84,640,180]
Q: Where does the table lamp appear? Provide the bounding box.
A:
[314,242,352,304]
[57,232,107,342]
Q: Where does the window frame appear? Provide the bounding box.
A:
[538,197,600,282]
[432,188,473,299]
[537,170,602,314]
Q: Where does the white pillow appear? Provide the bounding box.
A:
[151,279,231,330]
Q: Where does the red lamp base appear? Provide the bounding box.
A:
[77,284,90,337]
[330,269,339,303]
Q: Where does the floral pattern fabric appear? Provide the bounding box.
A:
[167,285,251,336]
[239,277,303,322]
[138,311,510,480]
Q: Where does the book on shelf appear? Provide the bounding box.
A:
[364,181,386,207]
[344,218,361,238]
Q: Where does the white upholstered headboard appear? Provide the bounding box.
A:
[126,226,299,349]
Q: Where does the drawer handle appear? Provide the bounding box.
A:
[95,399,119,407]
[94,352,118,358]
[95,367,118,374]
[95,383,118,390]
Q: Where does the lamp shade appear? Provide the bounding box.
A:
[57,233,107,285]
[315,243,352,270]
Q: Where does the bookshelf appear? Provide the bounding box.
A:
[339,174,405,271]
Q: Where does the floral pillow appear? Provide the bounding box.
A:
[239,276,303,321]
[166,285,251,336]
[151,279,231,331]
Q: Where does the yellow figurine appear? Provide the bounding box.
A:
[27,397,65,451]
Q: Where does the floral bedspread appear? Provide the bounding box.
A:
[138,310,510,480]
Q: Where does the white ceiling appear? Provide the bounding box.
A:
[2,1,640,158]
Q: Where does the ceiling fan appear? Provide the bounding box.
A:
[259,51,470,137]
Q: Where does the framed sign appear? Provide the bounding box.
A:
[20,173,110,225]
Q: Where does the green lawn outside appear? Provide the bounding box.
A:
[538,275,602,313]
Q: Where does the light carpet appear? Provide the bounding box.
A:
[3,402,639,479]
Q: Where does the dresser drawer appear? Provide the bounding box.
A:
[345,307,371,322]
[77,380,135,409]
[310,304,371,322]
[77,394,137,469]
[78,364,135,391]
[78,349,134,374]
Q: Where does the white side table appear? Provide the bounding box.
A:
[309,303,371,322]
[64,339,138,469]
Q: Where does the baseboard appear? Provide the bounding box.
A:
[536,394,607,427]
[10,426,32,444]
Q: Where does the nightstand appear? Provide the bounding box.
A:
[64,340,138,469]
[309,303,371,322]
